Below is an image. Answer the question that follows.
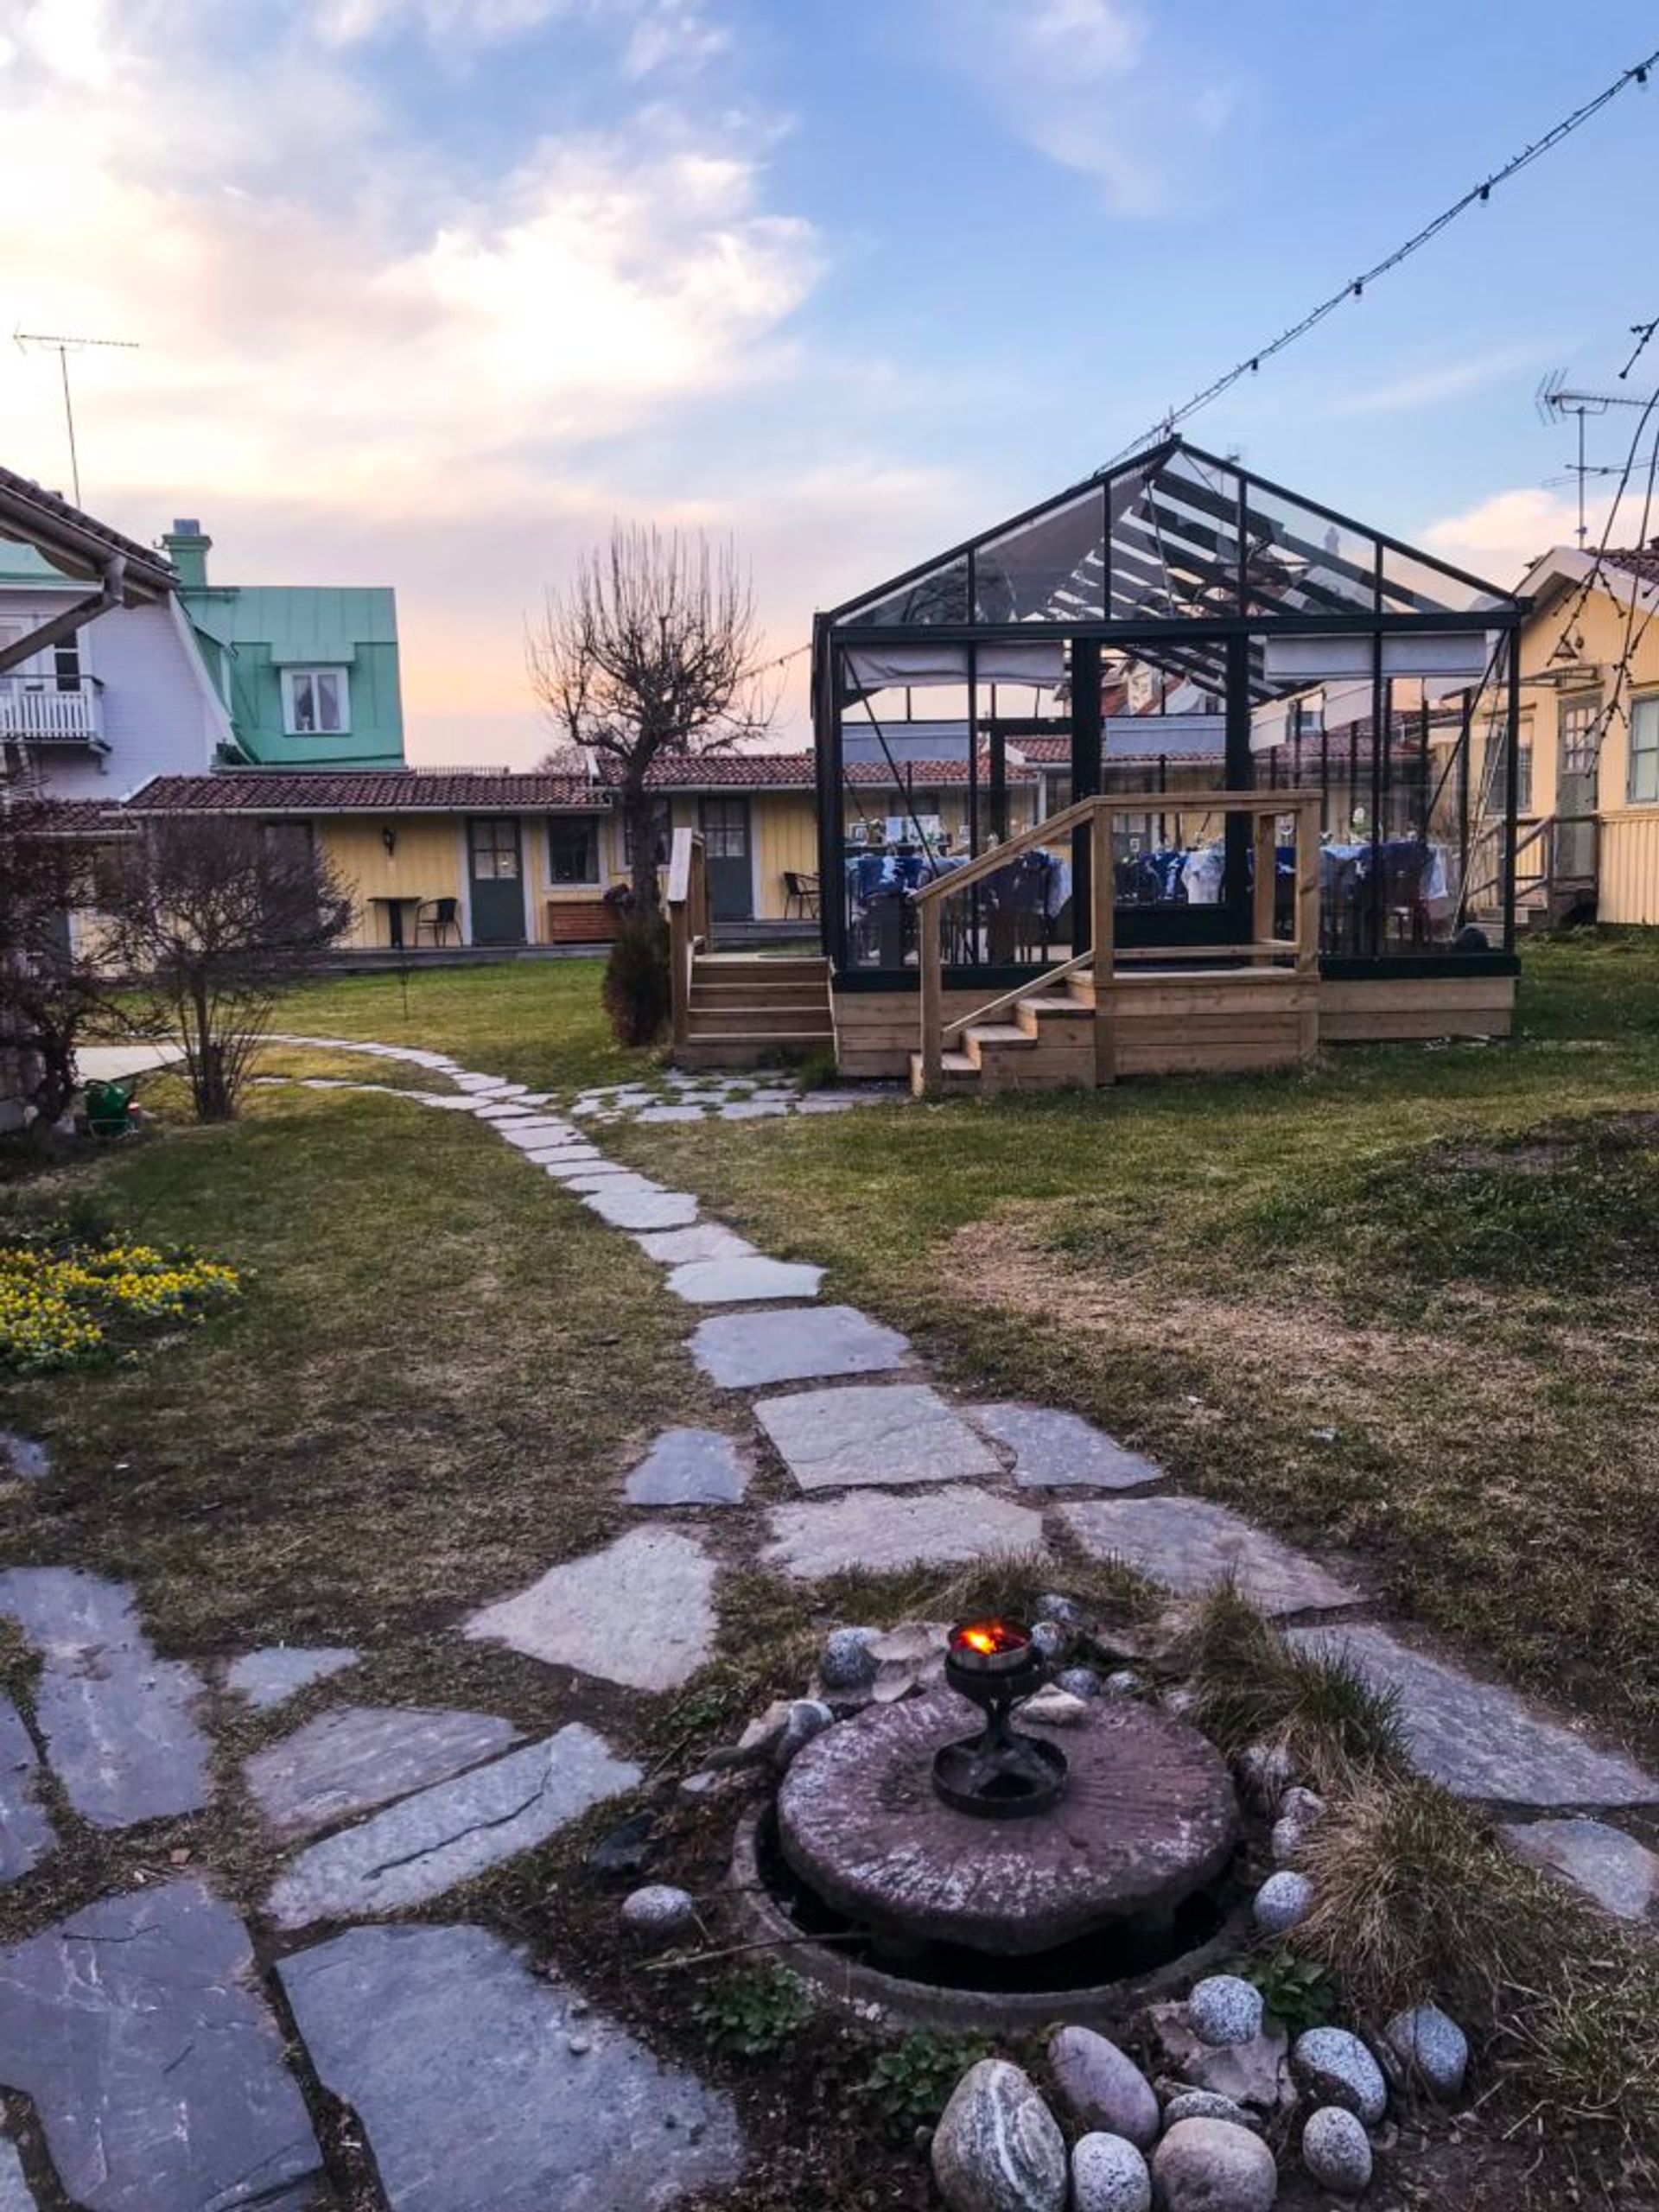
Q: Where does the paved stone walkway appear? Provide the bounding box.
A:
[2,1027,1654,2209]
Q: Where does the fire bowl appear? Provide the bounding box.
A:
[933,1618,1066,1821]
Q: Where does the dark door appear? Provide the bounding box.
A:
[1556,697,1599,883]
[467,817,525,944]
[700,797,753,921]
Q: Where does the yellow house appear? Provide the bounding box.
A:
[1493,541,1659,924]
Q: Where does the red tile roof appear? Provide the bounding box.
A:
[633,752,1039,789]
[125,771,604,813]
[6,797,130,836]
[1605,542,1659,590]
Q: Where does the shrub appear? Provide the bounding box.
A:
[859,2032,992,2133]
[602,905,671,1048]
[688,1964,812,2057]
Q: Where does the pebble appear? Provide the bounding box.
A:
[1382,2002,1468,2100]
[775,1700,834,1770]
[1048,2025,1160,2150]
[1163,1687,1200,1719]
[1186,1975,1264,2050]
[1236,1742,1294,1814]
[1030,1620,1069,1662]
[1020,1688,1091,1728]
[1056,1666,1103,1699]
[565,2034,592,2056]
[1071,2131,1152,2212]
[931,2058,1068,2212]
[1271,1784,1326,1864]
[1162,2090,1262,2134]
[1103,1670,1141,1697]
[619,1885,698,1948]
[1251,1869,1314,1936]
[819,1627,880,1691]
[1151,2118,1278,2212]
[1035,1593,1090,1630]
[1292,2028,1388,2125]
[1300,2105,1372,2196]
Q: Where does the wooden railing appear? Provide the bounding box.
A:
[1463,812,1599,921]
[666,826,712,1052]
[910,790,1322,1092]
[0,679,103,742]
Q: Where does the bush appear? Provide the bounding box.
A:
[602,905,671,1047]
[689,1964,812,2057]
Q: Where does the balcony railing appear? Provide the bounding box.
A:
[0,678,105,745]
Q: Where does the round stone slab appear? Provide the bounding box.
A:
[777,1688,1240,1955]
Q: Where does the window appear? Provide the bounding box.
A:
[282,666,350,735]
[1491,736,1533,816]
[699,798,748,858]
[53,637,81,692]
[549,815,601,885]
[1561,694,1602,774]
[468,818,520,879]
[1630,696,1659,805]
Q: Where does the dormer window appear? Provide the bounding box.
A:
[283,666,350,735]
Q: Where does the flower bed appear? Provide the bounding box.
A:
[0,1232,241,1373]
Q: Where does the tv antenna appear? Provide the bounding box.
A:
[13,327,141,505]
[1536,369,1655,547]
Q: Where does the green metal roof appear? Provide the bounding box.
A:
[185,583,397,662]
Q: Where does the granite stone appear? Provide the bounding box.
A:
[931,2060,1066,2212]
[224,1644,358,1711]
[1048,2026,1160,2148]
[0,1567,211,1827]
[756,1382,1001,1491]
[762,1485,1046,1580]
[1291,2029,1388,2124]
[0,1695,54,1881]
[1286,1624,1659,1805]
[0,1878,321,2212]
[1151,2120,1277,2212]
[279,1923,743,2212]
[464,1527,720,1690]
[667,1255,824,1305]
[245,1703,522,1838]
[1500,1816,1659,1918]
[967,1404,1165,1491]
[1060,1497,1363,1615]
[632,1224,757,1265]
[625,1429,749,1506]
[266,1726,641,1929]
[1300,2107,1371,2197]
[1071,2133,1151,2212]
[690,1305,910,1389]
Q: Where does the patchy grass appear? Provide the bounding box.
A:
[616,933,1659,1753]
[273,957,660,1092]
[250,1041,459,1092]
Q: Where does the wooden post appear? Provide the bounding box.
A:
[1090,798,1116,1086]
[1295,797,1320,973]
[919,896,944,1095]
[1252,805,1277,962]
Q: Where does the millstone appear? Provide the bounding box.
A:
[776,1688,1240,1956]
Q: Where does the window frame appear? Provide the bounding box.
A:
[281,665,352,736]
[547,813,603,887]
[1627,693,1659,805]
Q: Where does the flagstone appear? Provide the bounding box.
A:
[279,1923,743,2212]
[265,1726,640,1929]
[1061,1496,1362,1615]
[968,1402,1165,1490]
[761,1484,1046,1580]
[1501,1816,1659,1918]
[0,1567,210,1827]
[667,1255,823,1305]
[1287,1624,1659,1806]
[625,1429,749,1506]
[245,1704,522,1839]
[0,2139,33,2212]
[0,1431,48,1482]
[690,1304,910,1389]
[756,1383,1000,1491]
[224,1644,358,1711]
[0,1878,322,2212]
[465,1527,719,1692]
[636,1103,709,1123]
[582,1183,700,1230]
[633,1223,757,1264]
[0,1695,54,1882]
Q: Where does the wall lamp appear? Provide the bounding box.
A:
[381,824,397,858]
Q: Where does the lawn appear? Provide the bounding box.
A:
[611,931,1659,1759]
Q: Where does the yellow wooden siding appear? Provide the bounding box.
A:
[753,792,817,918]
[320,818,465,949]
[1599,812,1659,923]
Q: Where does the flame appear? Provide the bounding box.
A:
[956,1618,1027,1656]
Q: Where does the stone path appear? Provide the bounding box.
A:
[4,1025,1654,2212]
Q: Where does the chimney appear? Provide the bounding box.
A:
[162,518,212,589]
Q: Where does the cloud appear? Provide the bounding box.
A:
[1332,344,1543,418]
[1420,486,1615,581]
[931,0,1239,214]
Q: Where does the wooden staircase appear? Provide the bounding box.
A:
[680,952,836,1068]
[911,966,1319,1096]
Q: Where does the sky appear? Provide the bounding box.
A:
[2,0,1656,761]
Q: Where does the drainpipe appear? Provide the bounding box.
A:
[0,552,128,678]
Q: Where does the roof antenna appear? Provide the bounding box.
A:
[1535,369,1650,548]
[13,327,141,505]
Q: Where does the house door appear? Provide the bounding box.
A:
[700,797,753,921]
[467,817,525,944]
[1556,697,1600,883]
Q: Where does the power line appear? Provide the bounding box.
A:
[1619,315,1658,382]
[1099,46,1658,471]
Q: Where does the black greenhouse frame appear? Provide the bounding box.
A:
[811,436,1527,988]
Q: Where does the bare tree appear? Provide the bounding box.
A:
[99,819,354,1122]
[0,796,118,1128]
[526,524,774,906]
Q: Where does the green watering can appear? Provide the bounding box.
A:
[84,1077,137,1140]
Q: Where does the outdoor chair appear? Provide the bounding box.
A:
[414,896,461,946]
[783,869,821,919]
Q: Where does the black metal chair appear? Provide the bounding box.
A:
[414,896,461,946]
[783,869,821,919]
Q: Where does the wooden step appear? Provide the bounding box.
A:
[687,1006,833,1038]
